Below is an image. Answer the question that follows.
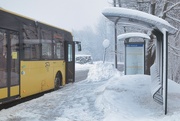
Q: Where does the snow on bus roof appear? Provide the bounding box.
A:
[102,7,177,34]
[117,32,150,40]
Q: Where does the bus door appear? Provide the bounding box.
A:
[0,29,20,102]
[65,41,75,83]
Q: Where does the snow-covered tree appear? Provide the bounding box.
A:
[150,0,180,82]
[72,17,114,61]
[72,27,98,59]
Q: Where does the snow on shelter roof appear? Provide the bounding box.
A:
[102,7,177,34]
[117,32,150,40]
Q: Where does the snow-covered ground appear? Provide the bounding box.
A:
[0,62,180,121]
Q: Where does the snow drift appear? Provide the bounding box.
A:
[95,74,180,121]
[86,62,119,82]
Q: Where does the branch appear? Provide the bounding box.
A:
[163,1,180,14]
[149,0,156,15]
[118,0,121,7]
[167,0,175,5]
[166,14,180,23]
[168,42,180,52]
[169,51,180,57]
[175,29,180,41]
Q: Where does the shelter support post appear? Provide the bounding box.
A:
[162,29,168,115]
[114,18,120,69]
[152,29,168,115]
[114,23,118,68]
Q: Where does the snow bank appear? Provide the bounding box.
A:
[95,74,180,121]
[95,75,154,121]
[86,62,119,82]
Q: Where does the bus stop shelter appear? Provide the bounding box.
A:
[102,7,177,114]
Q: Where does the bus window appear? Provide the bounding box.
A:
[68,44,73,62]
[23,25,40,59]
[54,42,63,59]
[0,30,7,88]
[42,41,52,59]
[10,33,19,86]
[23,40,41,59]
[53,33,64,59]
[41,29,52,59]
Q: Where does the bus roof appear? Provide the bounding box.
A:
[0,8,71,34]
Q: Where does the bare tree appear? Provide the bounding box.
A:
[150,0,179,82]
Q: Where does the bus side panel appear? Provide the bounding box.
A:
[0,88,8,99]
[0,85,19,100]
[20,60,66,98]
[20,61,54,98]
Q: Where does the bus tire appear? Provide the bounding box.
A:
[54,72,62,90]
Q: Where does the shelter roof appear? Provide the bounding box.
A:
[102,7,177,34]
[117,32,150,40]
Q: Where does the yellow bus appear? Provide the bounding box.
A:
[0,8,80,104]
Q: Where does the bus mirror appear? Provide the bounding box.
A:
[74,41,81,51]
[77,43,81,51]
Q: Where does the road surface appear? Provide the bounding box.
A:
[75,69,89,82]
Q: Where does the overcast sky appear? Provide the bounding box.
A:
[0,0,110,31]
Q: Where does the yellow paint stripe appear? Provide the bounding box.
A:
[10,86,19,97]
[0,88,8,99]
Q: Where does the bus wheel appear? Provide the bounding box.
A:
[54,73,61,90]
